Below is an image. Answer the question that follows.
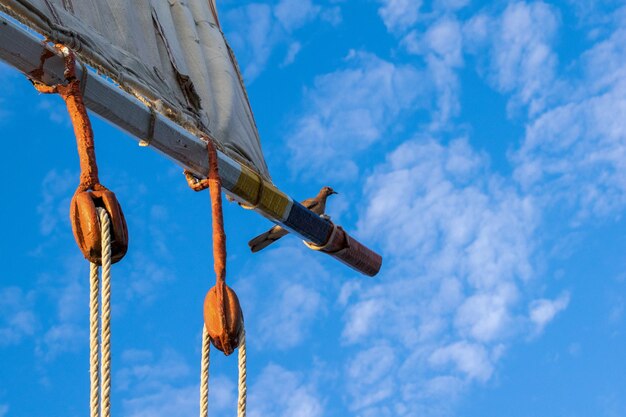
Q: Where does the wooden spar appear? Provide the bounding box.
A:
[0,14,382,277]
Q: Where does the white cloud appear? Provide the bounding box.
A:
[37,97,71,126]
[249,364,323,417]
[123,385,200,417]
[225,4,276,82]
[466,2,560,116]
[39,322,86,359]
[340,137,544,413]
[237,246,330,350]
[429,341,494,382]
[35,256,88,360]
[281,41,302,66]
[529,292,570,334]
[30,168,178,360]
[403,17,464,127]
[342,298,385,343]
[118,349,191,391]
[115,199,176,305]
[274,0,320,32]
[454,283,518,342]
[346,343,396,411]
[122,252,174,304]
[513,16,626,219]
[37,169,74,237]
[0,286,37,346]
[287,51,425,182]
[258,283,323,350]
[224,0,340,81]
[378,0,422,33]
[121,350,323,417]
[119,348,238,417]
[434,0,470,12]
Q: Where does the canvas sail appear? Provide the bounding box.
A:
[0,0,271,179]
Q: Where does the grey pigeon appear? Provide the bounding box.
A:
[248,186,337,253]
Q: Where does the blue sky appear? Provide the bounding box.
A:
[1,0,626,416]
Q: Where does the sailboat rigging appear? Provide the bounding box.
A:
[0,0,382,415]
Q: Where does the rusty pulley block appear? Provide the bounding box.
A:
[70,185,128,264]
[204,281,243,355]
[185,140,243,355]
[31,44,128,264]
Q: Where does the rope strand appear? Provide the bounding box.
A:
[237,329,247,417]
[99,208,112,417]
[89,262,100,417]
[199,327,211,417]
[89,208,113,417]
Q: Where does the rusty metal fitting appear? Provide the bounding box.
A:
[70,186,129,265]
[203,282,243,355]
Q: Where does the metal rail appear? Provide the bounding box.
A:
[0,14,382,276]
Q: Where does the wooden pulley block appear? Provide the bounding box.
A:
[204,282,243,355]
[70,188,129,265]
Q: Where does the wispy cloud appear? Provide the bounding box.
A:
[31,170,178,360]
[287,51,426,182]
[237,245,331,350]
[119,348,201,417]
[529,292,570,334]
[36,169,75,238]
[403,16,464,127]
[343,137,541,413]
[35,255,88,360]
[0,287,37,346]
[429,341,495,382]
[248,363,323,417]
[465,2,560,117]
[224,0,341,82]
[378,0,422,33]
[119,348,236,417]
[513,6,626,220]
[345,343,396,411]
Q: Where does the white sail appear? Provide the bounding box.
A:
[0,0,270,179]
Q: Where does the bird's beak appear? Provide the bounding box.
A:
[331,190,338,195]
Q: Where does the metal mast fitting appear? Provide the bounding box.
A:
[0,15,382,277]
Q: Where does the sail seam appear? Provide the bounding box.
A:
[41,0,60,24]
[150,7,203,114]
[61,0,73,14]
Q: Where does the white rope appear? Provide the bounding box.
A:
[89,262,100,417]
[237,329,247,417]
[99,208,112,417]
[199,326,247,417]
[199,327,211,417]
[89,208,113,417]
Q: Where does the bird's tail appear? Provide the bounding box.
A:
[248,231,274,253]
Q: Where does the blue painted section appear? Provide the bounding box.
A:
[283,201,332,244]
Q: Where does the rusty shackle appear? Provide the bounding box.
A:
[186,140,243,355]
[31,45,128,264]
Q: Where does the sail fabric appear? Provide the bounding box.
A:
[0,0,271,179]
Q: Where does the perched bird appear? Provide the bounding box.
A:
[248,186,338,253]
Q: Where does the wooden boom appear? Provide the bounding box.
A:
[0,14,382,276]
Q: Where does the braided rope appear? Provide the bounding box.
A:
[99,208,112,417]
[237,329,247,417]
[89,208,113,417]
[89,262,100,417]
[199,327,211,417]
[199,326,247,417]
